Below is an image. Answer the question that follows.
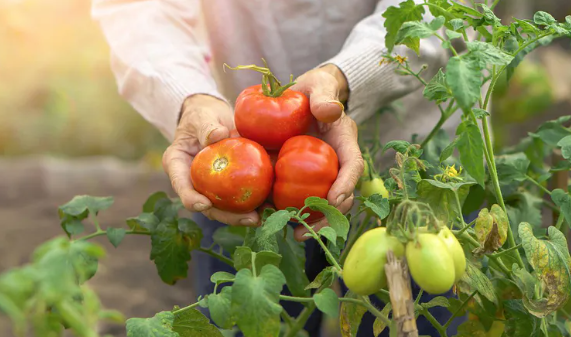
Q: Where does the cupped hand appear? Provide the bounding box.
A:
[290,65,364,241]
[162,94,260,227]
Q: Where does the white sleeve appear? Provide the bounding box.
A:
[92,0,225,141]
[323,0,447,124]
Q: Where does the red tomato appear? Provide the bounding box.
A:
[190,138,273,213]
[273,135,339,222]
[235,84,313,150]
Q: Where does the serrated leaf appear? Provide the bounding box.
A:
[307,202,349,241]
[210,272,235,285]
[383,140,411,154]
[552,189,571,227]
[150,220,191,285]
[305,267,335,290]
[372,304,392,337]
[480,3,501,26]
[450,18,464,31]
[467,41,514,68]
[276,230,309,297]
[518,223,571,317]
[178,218,203,250]
[503,299,542,337]
[313,288,339,318]
[339,290,367,337]
[472,108,489,119]
[423,69,452,103]
[318,227,337,246]
[233,247,281,272]
[383,0,425,52]
[495,152,530,182]
[421,296,449,309]
[395,17,444,52]
[126,213,159,232]
[534,11,556,26]
[173,308,223,337]
[446,56,482,111]
[59,196,114,217]
[417,179,474,224]
[106,228,126,248]
[212,226,247,255]
[457,260,498,305]
[362,195,390,219]
[231,265,286,337]
[473,205,508,255]
[126,311,177,337]
[207,287,235,330]
[256,210,292,245]
[456,121,485,187]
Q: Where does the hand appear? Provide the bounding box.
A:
[290,65,364,241]
[162,94,260,226]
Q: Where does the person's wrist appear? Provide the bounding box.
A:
[320,64,349,103]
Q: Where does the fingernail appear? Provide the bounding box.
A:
[326,99,345,112]
[335,194,346,207]
[240,219,255,226]
[193,203,209,211]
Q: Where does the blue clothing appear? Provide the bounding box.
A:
[193,213,465,336]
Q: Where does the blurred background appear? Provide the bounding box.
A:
[0,0,571,336]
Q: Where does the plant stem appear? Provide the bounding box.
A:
[297,217,342,271]
[414,290,424,305]
[421,100,455,149]
[172,302,200,315]
[197,247,234,267]
[443,290,477,329]
[340,214,372,264]
[285,304,315,337]
[556,213,565,231]
[281,310,295,327]
[461,232,512,275]
[360,296,391,327]
[421,308,448,337]
[490,244,522,258]
[435,33,459,57]
[453,191,467,229]
[75,229,150,241]
[90,213,102,232]
[525,175,552,195]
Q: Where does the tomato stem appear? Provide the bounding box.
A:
[297,216,343,271]
[525,175,552,195]
[223,61,296,98]
[443,290,477,329]
[172,302,200,315]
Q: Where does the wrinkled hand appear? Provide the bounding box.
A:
[290,65,364,241]
[162,94,261,226]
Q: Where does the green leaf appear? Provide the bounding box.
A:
[63,218,85,236]
[506,191,543,241]
[173,308,223,337]
[210,272,235,285]
[446,29,463,40]
[59,196,114,217]
[255,210,292,252]
[306,200,350,241]
[456,121,485,187]
[212,226,247,255]
[372,304,392,337]
[550,160,571,172]
[207,287,235,330]
[439,137,458,162]
[423,69,452,103]
[153,197,184,221]
[231,265,286,337]
[417,179,474,224]
[305,266,335,290]
[317,227,337,246]
[339,290,367,337]
[143,191,169,213]
[233,247,282,272]
[455,320,487,337]
[495,152,530,183]
[126,311,177,337]
[313,288,339,318]
[150,220,191,285]
[466,41,514,68]
[276,230,309,297]
[529,116,571,146]
[503,299,541,337]
[446,56,481,111]
[421,296,449,309]
[126,213,159,232]
[457,260,498,305]
[178,218,203,250]
[450,18,464,31]
[362,195,390,219]
[395,17,445,52]
[106,228,126,248]
[451,2,483,17]
[479,3,501,26]
[557,135,571,161]
[473,205,508,255]
[472,108,489,119]
[534,11,556,26]
[518,223,571,317]
[383,0,425,52]
[383,140,411,154]
[551,189,571,226]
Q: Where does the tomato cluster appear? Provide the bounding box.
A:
[343,226,466,295]
[190,63,339,218]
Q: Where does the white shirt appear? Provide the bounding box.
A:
[92,0,460,142]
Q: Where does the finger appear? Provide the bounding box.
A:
[202,208,260,227]
[162,140,212,212]
[292,73,344,123]
[294,195,354,242]
[323,115,364,207]
[184,105,233,147]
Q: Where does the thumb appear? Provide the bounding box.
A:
[292,71,344,124]
[180,97,234,147]
[197,119,230,147]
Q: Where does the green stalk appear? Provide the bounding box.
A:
[525,175,552,195]
[420,308,448,337]
[297,217,342,271]
[443,290,477,329]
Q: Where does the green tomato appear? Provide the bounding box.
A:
[360,177,389,199]
[406,233,455,294]
[343,227,405,295]
[438,227,466,283]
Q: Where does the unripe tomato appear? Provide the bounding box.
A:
[235,84,313,150]
[343,227,405,295]
[273,135,339,222]
[360,177,389,199]
[438,227,466,283]
[190,138,273,213]
[406,233,455,294]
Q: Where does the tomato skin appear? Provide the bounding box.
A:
[360,177,389,199]
[273,135,339,222]
[343,227,405,295]
[406,233,455,294]
[235,84,313,150]
[190,137,273,213]
[438,227,467,283]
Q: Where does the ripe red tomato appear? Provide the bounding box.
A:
[273,135,339,222]
[235,84,313,150]
[190,138,273,213]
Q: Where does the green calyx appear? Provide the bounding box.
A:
[223,59,296,98]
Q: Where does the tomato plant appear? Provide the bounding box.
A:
[3,1,571,337]
[190,137,274,213]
